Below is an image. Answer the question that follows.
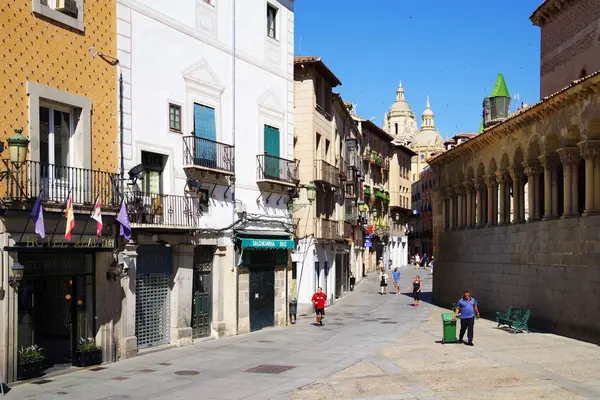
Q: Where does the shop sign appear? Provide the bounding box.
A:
[364,235,372,248]
[20,236,115,249]
[240,238,295,249]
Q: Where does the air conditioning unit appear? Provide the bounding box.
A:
[56,0,77,15]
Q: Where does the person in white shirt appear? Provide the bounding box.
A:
[379,268,388,295]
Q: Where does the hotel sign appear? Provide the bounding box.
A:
[19,236,115,249]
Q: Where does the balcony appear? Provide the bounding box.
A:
[256,154,298,187]
[1,160,119,210]
[126,191,202,229]
[345,182,358,198]
[182,136,234,175]
[316,218,341,240]
[344,222,353,239]
[344,213,359,225]
[339,161,348,181]
[314,160,340,187]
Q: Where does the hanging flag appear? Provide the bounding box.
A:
[65,193,75,241]
[31,192,45,239]
[116,201,131,241]
[91,197,103,238]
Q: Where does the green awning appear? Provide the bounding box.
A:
[240,238,295,249]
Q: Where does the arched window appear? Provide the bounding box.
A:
[395,123,398,135]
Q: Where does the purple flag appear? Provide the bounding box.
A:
[116,201,131,241]
[31,194,45,238]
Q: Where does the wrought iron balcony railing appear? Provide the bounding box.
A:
[126,191,202,228]
[1,160,119,208]
[314,160,340,187]
[256,154,298,186]
[183,135,234,174]
[317,218,341,240]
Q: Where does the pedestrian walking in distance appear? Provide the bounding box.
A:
[392,267,401,295]
[412,275,422,306]
[311,287,327,326]
[452,289,480,346]
[379,268,388,294]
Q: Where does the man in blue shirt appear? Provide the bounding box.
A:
[391,267,401,295]
[452,289,480,345]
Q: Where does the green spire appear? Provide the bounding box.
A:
[490,73,510,98]
[478,119,484,134]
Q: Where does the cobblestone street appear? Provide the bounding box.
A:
[7,268,600,399]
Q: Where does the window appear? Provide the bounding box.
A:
[34,0,83,31]
[141,151,166,194]
[267,3,278,39]
[169,103,182,132]
[39,104,75,178]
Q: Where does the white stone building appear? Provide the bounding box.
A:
[116,0,295,358]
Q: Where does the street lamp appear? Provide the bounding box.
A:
[0,129,30,183]
[306,182,317,203]
[8,262,25,290]
[372,208,378,218]
[106,260,128,281]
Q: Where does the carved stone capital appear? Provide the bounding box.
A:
[472,178,486,192]
[484,174,497,188]
[557,147,581,166]
[578,140,600,161]
[495,170,508,184]
[508,166,525,181]
[538,153,560,170]
[445,186,456,198]
[522,160,543,177]
[455,184,466,196]
[463,181,475,193]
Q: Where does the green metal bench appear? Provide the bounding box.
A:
[496,306,530,333]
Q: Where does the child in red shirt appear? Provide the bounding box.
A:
[311,287,327,326]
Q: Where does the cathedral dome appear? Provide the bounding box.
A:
[422,97,434,117]
[412,129,443,147]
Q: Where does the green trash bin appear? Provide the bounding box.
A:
[441,313,457,344]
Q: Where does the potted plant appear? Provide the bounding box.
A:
[17,345,45,380]
[73,337,102,367]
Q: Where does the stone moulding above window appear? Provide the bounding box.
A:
[32,0,85,32]
[26,81,92,170]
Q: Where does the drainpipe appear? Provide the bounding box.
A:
[231,0,238,333]
[119,72,124,199]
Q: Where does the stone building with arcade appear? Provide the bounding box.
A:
[430,0,600,344]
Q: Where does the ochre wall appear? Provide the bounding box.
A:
[0,0,118,172]
[434,217,600,345]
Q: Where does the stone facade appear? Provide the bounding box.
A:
[429,70,600,344]
[531,0,600,98]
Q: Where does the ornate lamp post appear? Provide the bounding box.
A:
[8,262,25,291]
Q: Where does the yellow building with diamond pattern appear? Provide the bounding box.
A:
[0,0,120,382]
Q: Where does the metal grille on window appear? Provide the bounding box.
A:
[135,273,171,348]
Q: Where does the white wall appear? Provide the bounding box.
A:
[117,0,295,230]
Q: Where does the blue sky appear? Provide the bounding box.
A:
[294,0,542,138]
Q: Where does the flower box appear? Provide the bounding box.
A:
[17,361,44,381]
[73,348,102,367]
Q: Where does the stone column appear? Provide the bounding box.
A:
[557,147,581,218]
[464,181,474,228]
[473,178,486,227]
[456,184,466,229]
[578,140,600,216]
[485,174,497,226]
[496,170,507,225]
[446,187,455,229]
[508,166,525,223]
[171,244,194,346]
[539,153,560,219]
[120,242,138,359]
[523,161,543,221]
[441,197,447,231]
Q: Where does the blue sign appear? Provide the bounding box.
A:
[364,235,372,248]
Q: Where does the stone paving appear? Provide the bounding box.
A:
[7,266,600,399]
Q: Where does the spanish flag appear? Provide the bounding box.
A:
[65,192,75,241]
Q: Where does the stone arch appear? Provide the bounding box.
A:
[587,115,600,140]
[488,158,498,174]
[526,135,542,161]
[544,132,560,154]
[466,166,475,181]
[500,153,510,170]
[476,162,485,178]
[564,125,582,147]
[513,147,524,167]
